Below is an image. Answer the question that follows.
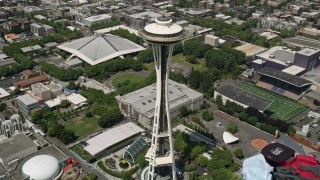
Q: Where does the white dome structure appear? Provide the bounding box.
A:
[22,155,61,180]
[223,132,239,144]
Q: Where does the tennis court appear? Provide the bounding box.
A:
[237,83,307,121]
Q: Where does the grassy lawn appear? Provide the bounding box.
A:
[171,54,207,72]
[112,74,146,88]
[237,83,307,121]
[144,62,155,72]
[70,143,94,162]
[65,117,100,137]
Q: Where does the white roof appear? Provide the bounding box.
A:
[57,34,145,65]
[223,131,239,144]
[0,88,10,98]
[281,65,305,75]
[22,155,60,180]
[67,93,87,105]
[45,97,64,108]
[302,124,309,133]
[17,94,38,106]
[94,25,138,36]
[83,14,111,23]
[144,18,183,36]
[84,122,144,156]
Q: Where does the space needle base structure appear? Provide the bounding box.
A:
[139,17,186,180]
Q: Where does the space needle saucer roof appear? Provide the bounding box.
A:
[139,16,186,43]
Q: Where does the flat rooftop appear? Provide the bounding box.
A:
[256,46,296,66]
[258,67,312,87]
[116,80,203,118]
[297,48,319,56]
[0,134,36,159]
[301,65,320,85]
[284,37,320,49]
[235,43,267,56]
[83,14,111,22]
[129,11,162,20]
[21,44,42,53]
[16,94,38,106]
[281,65,305,75]
[31,83,49,92]
[84,122,144,156]
[216,85,273,112]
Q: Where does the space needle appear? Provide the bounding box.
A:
[139,16,186,180]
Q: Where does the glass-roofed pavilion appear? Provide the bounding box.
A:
[123,137,148,163]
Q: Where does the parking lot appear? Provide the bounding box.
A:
[34,54,65,67]
[204,113,274,159]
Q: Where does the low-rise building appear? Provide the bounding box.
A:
[129,11,162,29]
[78,14,112,27]
[83,122,144,158]
[22,6,46,16]
[45,83,63,98]
[301,11,320,19]
[21,45,43,54]
[260,17,297,30]
[16,94,39,114]
[300,27,320,40]
[116,80,204,130]
[0,134,37,166]
[30,23,54,36]
[14,74,48,89]
[4,34,20,43]
[31,83,52,101]
[204,34,225,47]
[2,19,31,33]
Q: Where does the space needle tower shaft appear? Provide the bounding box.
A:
[139,17,186,180]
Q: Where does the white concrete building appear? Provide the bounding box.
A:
[78,14,111,27]
[31,83,52,101]
[116,80,204,130]
[83,122,144,157]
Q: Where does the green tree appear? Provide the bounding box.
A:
[234,148,244,159]
[190,145,207,158]
[179,106,190,117]
[173,131,190,157]
[59,129,77,144]
[227,123,238,134]
[137,48,153,63]
[202,110,214,121]
[238,112,249,121]
[0,103,7,112]
[98,108,124,128]
[186,55,197,64]
[67,80,78,90]
[122,172,133,180]
[185,162,197,172]
[197,155,208,167]
[59,99,70,108]
[215,95,224,110]
[247,116,258,126]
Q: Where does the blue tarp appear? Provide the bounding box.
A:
[242,154,274,180]
[40,104,47,109]
[64,88,76,94]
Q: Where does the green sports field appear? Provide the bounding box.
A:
[237,83,307,121]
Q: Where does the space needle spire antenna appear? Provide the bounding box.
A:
[139,16,186,180]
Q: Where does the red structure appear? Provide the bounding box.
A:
[63,157,78,173]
